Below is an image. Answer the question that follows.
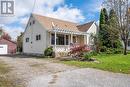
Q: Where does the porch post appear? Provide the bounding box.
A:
[50,32,51,46]
[84,35,87,45]
[54,31,57,51]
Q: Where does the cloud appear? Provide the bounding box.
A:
[33,1,85,23]
[82,0,102,22]
[19,17,29,27]
[41,6,85,23]
[84,0,103,13]
[0,0,85,40]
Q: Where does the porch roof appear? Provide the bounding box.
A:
[48,29,88,35]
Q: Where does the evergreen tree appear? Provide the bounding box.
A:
[99,8,110,50]
[102,8,108,24]
[108,9,122,48]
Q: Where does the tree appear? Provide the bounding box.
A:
[99,8,110,48]
[1,33,11,40]
[99,8,108,26]
[108,9,122,48]
[105,0,130,55]
[17,32,23,53]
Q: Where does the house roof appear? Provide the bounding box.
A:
[0,38,16,44]
[33,14,81,32]
[32,14,95,33]
[77,21,94,32]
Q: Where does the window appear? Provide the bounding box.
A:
[30,22,31,26]
[36,34,41,41]
[33,20,35,24]
[26,38,29,42]
[56,34,64,45]
[51,34,69,45]
[39,35,41,40]
[128,40,130,46]
[51,34,55,45]
[36,35,38,40]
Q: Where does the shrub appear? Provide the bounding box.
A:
[90,51,98,56]
[105,48,122,54]
[113,48,122,54]
[106,48,114,54]
[69,45,91,57]
[114,40,122,48]
[44,46,54,57]
[100,46,107,52]
[84,53,91,61]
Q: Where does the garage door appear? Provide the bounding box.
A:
[0,45,8,55]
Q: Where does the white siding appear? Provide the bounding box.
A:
[86,23,98,45]
[23,16,47,54]
[127,47,130,50]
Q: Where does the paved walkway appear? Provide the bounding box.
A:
[0,56,130,87]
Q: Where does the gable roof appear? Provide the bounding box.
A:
[77,21,94,32]
[0,38,16,44]
[31,14,95,33]
[33,14,80,32]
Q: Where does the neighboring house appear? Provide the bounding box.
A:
[0,38,17,55]
[23,14,98,56]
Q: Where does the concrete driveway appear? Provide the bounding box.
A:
[0,55,130,87]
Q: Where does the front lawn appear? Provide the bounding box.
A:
[62,54,130,74]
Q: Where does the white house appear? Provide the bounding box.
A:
[23,14,98,56]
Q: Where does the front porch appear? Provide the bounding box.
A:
[48,29,89,54]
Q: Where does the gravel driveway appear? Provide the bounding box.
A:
[0,55,130,87]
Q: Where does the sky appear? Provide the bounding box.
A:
[0,0,103,40]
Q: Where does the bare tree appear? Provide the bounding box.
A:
[104,0,130,55]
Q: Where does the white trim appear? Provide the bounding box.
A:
[87,22,95,32]
[49,28,89,35]
[71,34,73,43]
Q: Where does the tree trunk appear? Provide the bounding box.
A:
[123,40,127,55]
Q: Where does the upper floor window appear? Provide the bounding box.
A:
[30,22,31,26]
[36,34,41,41]
[26,38,29,42]
[33,20,35,24]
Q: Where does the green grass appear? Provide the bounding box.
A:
[62,54,130,74]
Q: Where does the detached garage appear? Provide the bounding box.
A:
[0,38,16,55]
